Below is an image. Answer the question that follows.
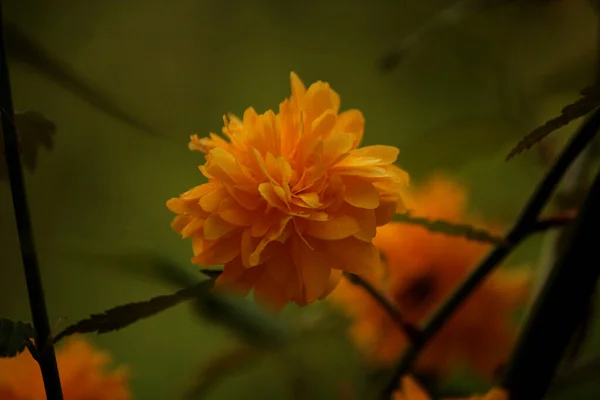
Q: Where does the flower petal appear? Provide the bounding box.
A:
[181,182,220,200]
[200,187,229,212]
[374,200,398,226]
[204,147,245,182]
[193,232,241,265]
[334,109,364,147]
[254,271,289,312]
[203,214,237,240]
[343,177,380,209]
[298,192,322,208]
[258,182,287,210]
[218,198,255,226]
[322,132,354,165]
[249,216,292,266]
[217,257,246,284]
[319,269,343,300]
[326,237,380,275]
[290,72,306,101]
[171,215,192,233]
[349,145,400,164]
[348,208,377,242]
[292,238,332,303]
[181,218,205,238]
[304,82,340,124]
[400,376,430,400]
[305,215,360,240]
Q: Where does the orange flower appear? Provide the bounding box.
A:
[329,175,531,380]
[393,376,508,400]
[0,336,131,400]
[167,72,409,310]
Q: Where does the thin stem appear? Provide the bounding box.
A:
[500,167,600,400]
[530,210,576,234]
[381,107,600,398]
[0,3,63,400]
[344,273,422,344]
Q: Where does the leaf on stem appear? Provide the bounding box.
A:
[53,279,214,343]
[0,318,36,358]
[0,110,56,182]
[394,212,506,245]
[506,84,600,160]
[81,251,289,347]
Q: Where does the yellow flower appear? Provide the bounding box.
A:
[167,72,408,310]
[330,175,531,380]
[0,336,131,400]
[393,376,509,400]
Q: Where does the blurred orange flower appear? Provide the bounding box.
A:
[393,376,508,400]
[0,336,131,400]
[167,72,409,310]
[329,175,531,380]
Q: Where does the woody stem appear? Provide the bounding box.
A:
[0,4,63,400]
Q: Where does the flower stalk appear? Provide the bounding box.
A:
[344,273,423,344]
[0,3,63,399]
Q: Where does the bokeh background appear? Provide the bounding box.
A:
[1,0,599,398]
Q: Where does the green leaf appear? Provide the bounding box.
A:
[506,84,600,160]
[393,212,505,244]
[0,318,35,358]
[1,110,56,182]
[53,279,215,343]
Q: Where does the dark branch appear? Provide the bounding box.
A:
[0,2,63,398]
[381,107,600,398]
[344,273,423,345]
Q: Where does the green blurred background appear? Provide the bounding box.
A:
[1,0,599,398]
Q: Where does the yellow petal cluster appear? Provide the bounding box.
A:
[330,175,531,380]
[167,72,408,309]
[0,336,131,400]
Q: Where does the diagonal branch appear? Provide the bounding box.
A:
[381,106,600,398]
[344,273,423,344]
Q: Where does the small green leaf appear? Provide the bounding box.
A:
[506,84,600,160]
[53,279,215,343]
[1,110,56,182]
[0,318,35,358]
[393,212,505,244]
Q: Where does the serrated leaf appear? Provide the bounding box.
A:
[0,318,35,358]
[1,110,56,182]
[185,346,269,399]
[81,251,289,347]
[393,212,505,244]
[506,84,600,160]
[53,279,214,343]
